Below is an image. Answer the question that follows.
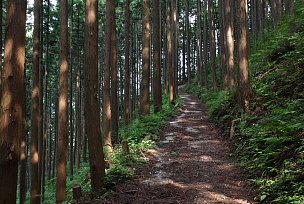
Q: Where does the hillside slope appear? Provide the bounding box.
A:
[185,3,304,203]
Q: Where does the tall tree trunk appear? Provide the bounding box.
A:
[31,0,42,202]
[56,0,69,202]
[42,29,50,197]
[76,72,81,168]
[225,0,235,88]
[76,3,82,169]
[196,0,203,85]
[124,0,131,125]
[80,44,86,163]
[182,18,186,82]
[153,0,162,112]
[186,0,191,83]
[84,0,105,192]
[48,101,52,180]
[203,0,208,87]
[258,0,264,46]
[163,7,168,92]
[0,0,26,203]
[270,0,281,27]
[290,0,295,17]
[219,0,225,88]
[136,23,140,109]
[41,1,49,197]
[132,23,138,119]
[20,122,27,204]
[110,0,118,145]
[38,0,44,198]
[140,0,151,115]
[41,79,48,200]
[0,0,2,99]
[46,0,52,181]
[166,0,173,102]
[172,0,178,100]
[208,0,218,91]
[69,0,74,180]
[82,130,87,163]
[52,99,58,179]
[104,0,112,151]
[237,0,251,111]
[130,23,135,119]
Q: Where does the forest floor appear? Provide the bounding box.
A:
[101,90,257,204]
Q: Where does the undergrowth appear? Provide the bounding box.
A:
[41,93,181,203]
[184,2,304,203]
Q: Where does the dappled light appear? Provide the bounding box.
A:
[20,141,26,160]
[87,5,96,24]
[31,151,39,163]
[3,0,301,203]
[106,91,255,203]
[59,94,67,112]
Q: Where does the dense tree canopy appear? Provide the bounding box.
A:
[0,0,301,203]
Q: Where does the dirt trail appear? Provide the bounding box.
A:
[107,92,257,204]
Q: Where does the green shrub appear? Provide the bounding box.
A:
[184,4,304,202]
[43,93,181,203]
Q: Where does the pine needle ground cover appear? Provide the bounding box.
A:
[185,3,304,203]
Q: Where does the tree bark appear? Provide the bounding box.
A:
[140,0,151,115]
[172,0,178,99]
[46,0,52,182]
[124,0,131,124]
[110,0,118,144]
[0,0,26,203]
[270,0,281,27]
[20,122,27,204]
[130,24,135,119]
[0,0,3,100]
[203,0,208,88]
[208,0,218,91]
[219,0,226,88]
[76,3,82,169]
[52,99,58,179]
[258,0,264,46]
[38,0,44,197]
[84,0,105,192]
[69,0,74,180]
[186,0,191,83]
[166,0,173,103]
[237,0,251,112]
[153,0,162,112]
[290,0,295,17]
[182,18,186,82]
[196,0,203,85]
[48,99,52,180]
[56,0,69,202]
[104,0,112,150]
[31,0,42,202]
[225,0,235,88]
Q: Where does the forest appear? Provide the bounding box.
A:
[0,0,303,203]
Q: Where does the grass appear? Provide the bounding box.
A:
[41,93,181,203]
[184,2,304,203]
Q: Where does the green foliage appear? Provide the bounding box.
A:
[42,93,180,203]
[119,93,181,145]
[185,3,304,203]
[43,163,92,204]
[102,93,180,193]
[104,164,135,187]
[184,81,232,119]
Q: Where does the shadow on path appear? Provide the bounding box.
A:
[104,91,257,204]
